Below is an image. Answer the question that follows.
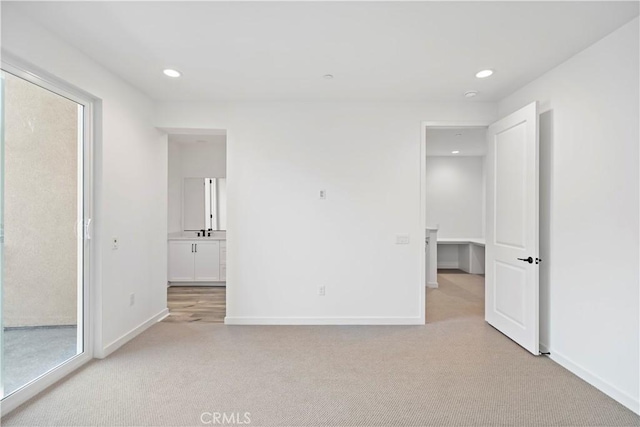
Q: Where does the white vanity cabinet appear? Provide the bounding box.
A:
[168,240,224,283]
[168,241,198,281]
[219,241,226,281]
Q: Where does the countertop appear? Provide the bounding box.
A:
[436,237,485,246]
[168,231,227,241]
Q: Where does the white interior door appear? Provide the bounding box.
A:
[485,101,540,355]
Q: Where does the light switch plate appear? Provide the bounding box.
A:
[396,234,410,244]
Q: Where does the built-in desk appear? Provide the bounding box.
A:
[426,228,485,288]
[437,238,485,275]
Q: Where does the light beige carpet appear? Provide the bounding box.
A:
[2,273,639,426]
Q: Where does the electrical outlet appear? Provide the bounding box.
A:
[396,234,410,244]
[319,190,326,200]
[112,237,119,250]
[318,286,326,296]
[129,293,135,306]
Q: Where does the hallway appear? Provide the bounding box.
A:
[426,270,484,323]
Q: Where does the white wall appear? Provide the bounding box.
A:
[499,17,639,413]
[179,139,227,178]
[168,142,183,233]
[156,101,497,324]
[425,156,484,239]
[1,7,169,356]
[436,245,459,269]
[167,138,226,233]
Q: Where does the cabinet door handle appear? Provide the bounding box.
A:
[195,244,197,253]
[191,244,194,253]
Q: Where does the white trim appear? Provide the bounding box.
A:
[424,121,489,129]
[418,122,426,325]
[1,52,96,106]
[157,127,226,136]
[224,316,424,325]
[423,121,491,319]
[169,282,226,287]
[0,352,92,416]
[539,342,550,354]
[550,350,640,415]
[96,309,169,359]
[0,52,97,415]
[437,261,459,269]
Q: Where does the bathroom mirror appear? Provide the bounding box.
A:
[183,177,227,231]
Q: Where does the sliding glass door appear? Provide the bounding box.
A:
[0,63,92,410]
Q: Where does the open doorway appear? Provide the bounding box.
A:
[164,130,227,323]
[424,125,488,323]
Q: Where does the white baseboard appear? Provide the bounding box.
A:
[224,316,424,325]
[426,281,439,288]
[437,262,459,269]
[169,282,225,287]
[97,308,169,359]
[550,349,639,415]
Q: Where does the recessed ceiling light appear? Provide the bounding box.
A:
[452,150,460,154]
[323,74,334,80]
[163,69,182,78]
[464,90,478,98]
[475,69,494,79]
[455,133,462,137]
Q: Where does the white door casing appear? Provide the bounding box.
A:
[485,101,540,355]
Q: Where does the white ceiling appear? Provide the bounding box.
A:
[426,128,486,157]
[6,2,639,102]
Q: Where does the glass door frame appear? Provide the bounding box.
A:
[0,52,95,416]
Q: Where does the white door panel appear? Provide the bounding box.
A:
[495,124,527,248]
[494,261,526,326]
[486,101,540,355]
[168,242,195,281]
[194,241,220,281]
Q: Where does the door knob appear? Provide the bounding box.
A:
[517,256,533,264]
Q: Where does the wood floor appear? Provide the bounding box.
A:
[163,286,226,323]
[164,271,483,325]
